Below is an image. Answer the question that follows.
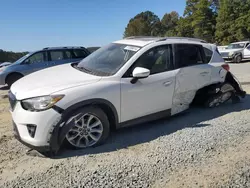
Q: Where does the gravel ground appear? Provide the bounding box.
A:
[0,63,250,187]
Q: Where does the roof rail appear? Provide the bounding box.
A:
[156,37,207,43]
[43,46,85,50]
[125,36,162,39]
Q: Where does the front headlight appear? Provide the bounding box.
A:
[228,51,235,56]
[21,95,64,111]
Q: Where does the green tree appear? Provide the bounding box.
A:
[161,11,179,36]
[0,50,28,63]
[123,11,163,37]
[184,0,199,16]
[191,0,216,42]
[216,0,250,44]
[175,17,194,37]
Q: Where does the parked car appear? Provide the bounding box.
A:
[0,62,12,68]
[8,37,245,156]
[218,41,250,63]
[0,46,90,86]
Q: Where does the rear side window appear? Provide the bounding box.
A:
[72,49,88,59]
[203,47,213,63]
[65,50,72,59]
[50,50,64,61]
[174,44,204,68]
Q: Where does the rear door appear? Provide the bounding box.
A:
[171,43,212,115]
[48,50,70,66]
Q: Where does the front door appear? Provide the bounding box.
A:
[120,45,177,122]
[243,44,250,58]
[21,51,50,75]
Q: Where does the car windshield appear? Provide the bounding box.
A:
[12,52,32,64]
[227,43,245,49]
[77,43,141,76]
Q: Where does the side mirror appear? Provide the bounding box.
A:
[131,67,150,84]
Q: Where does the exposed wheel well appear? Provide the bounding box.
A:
[5,72,24,83]
[191,71,244,106]
[191,83,219,106]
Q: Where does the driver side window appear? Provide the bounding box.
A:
[124,45,173,77]
[24,52,46,64]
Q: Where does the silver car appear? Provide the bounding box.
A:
[0,46,90,86]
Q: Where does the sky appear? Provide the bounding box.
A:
[0,0,186,52]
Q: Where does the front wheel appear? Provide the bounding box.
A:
[6,73,23,87]
[64,106,110,149]
[233,55,242,63]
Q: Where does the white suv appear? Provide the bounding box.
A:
[8,37,246,155]
[219,41,250,63]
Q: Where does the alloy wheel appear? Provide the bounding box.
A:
[66,113,103,148]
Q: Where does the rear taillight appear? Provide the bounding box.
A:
[222,64,230,71]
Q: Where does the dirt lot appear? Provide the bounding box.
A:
[0,63,250,187]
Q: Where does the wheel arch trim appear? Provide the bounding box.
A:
[5,72,24,83]
[50,98,119,153]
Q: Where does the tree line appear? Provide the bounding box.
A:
[0,49,28,63]
[124,0,250,45]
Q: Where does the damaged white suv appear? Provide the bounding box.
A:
[9,37,246,156]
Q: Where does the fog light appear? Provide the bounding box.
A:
[27,124,37,138]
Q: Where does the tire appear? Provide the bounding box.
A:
[6,73,23,87]
[233,54,242,63]
[63,106,110,149]
[205,91,233,108]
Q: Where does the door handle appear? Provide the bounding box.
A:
[200,72,209,76]
[163,81,172,86]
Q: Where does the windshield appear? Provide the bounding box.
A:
[227,43,245,49]
[12,52,32,64]
[77,43,140,76]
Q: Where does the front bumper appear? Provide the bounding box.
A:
[10,101,62,152]
[0,73,6,85]
[13,121,50,152]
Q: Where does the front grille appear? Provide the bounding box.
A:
[8,91,17,111]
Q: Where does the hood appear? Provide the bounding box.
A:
[11,63,102,100]
[219,48,243,53]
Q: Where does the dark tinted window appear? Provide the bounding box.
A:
[50,50,64,61]
[24,52,45,64]
[174,44,204,68]
[65,50,72,59]
[72,49,88,59]
[247,44,250,50]
[125,45,173,76]
[203,47,213,63]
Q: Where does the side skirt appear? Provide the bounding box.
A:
[118,109,171,128]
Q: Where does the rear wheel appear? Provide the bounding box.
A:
[205,91,233,108]
[6,73,23,87]
[64,106,110,149]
